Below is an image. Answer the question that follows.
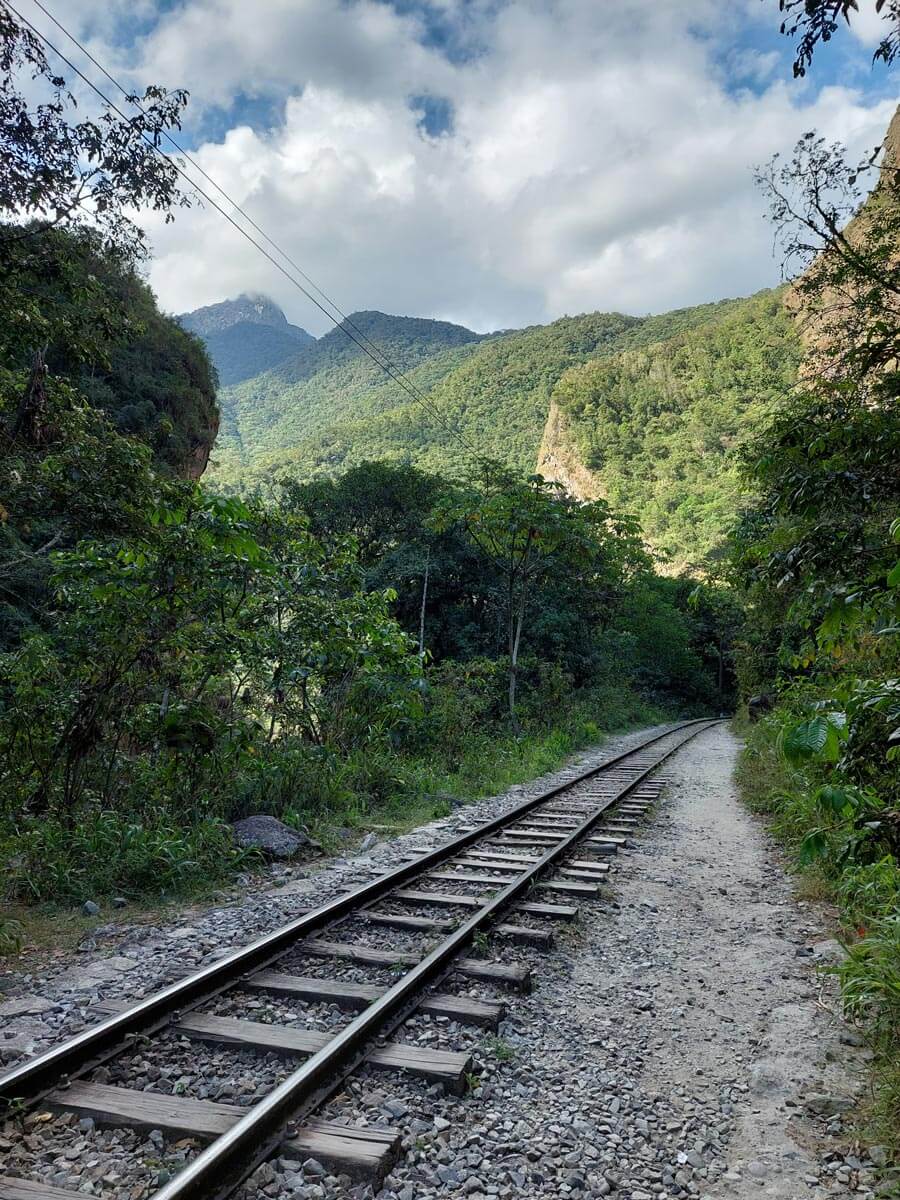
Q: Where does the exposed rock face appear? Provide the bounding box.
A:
[179,295,312,341]
[231,815,315,859]
[184,411,221,480]
[178,295,315,388]
[535,397,603,502]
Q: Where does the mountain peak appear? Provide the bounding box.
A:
[178,295,315,387]
[178,294,303,338]
[324,309,482,350]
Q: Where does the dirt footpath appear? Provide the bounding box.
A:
[0,722,882,1200]
[595,722,875,1199]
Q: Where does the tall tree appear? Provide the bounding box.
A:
[0,5,190,251]
[436,470,642,727]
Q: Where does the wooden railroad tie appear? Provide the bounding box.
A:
[453,855,608,877]
[246,971,505,1028]
[95,1002,470,1092]
[455,849,609,870]
[424,870,599,896]
[361,908,551,946]
[40,1082,399,1183]
[389,888,578,921]
[298,938,533,992]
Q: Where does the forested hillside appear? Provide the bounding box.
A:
[178,294,314,386]
[552,290,803,569]
[0,224,219,650]
[209,291,800,569]
[210,310,486,480]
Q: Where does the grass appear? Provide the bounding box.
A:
[484,1034,516,1063]
[1,683,673,963]
[2,810,259,907]
[277,685,671,854]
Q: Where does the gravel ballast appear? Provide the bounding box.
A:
[1,722,879,1199]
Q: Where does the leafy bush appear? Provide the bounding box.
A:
[4,809,256,904]
[0,918,24,956]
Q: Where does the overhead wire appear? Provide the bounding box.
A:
[5,0,488,468]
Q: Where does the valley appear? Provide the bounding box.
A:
[0,5,897,1194]
[191,289,802,570]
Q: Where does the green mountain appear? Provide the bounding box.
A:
[548,289,803,569]
[210,310,487,481]
[206,290,802,568]
[178,294,314,387]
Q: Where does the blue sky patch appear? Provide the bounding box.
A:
[411,92,455,137]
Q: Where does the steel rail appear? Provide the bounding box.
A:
[154,718,717,1200]
[0,718,710,1110]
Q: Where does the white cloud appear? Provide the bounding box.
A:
[847,0,895,47]
[50,0,900,331]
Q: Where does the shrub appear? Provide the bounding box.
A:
[3,809,256,903]
[0,918,24,956]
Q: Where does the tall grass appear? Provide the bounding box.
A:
[3,810,258,904]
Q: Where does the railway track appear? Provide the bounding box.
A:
[0,718,717,1200]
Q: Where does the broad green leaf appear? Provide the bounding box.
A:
[781,716,830,762]
[798,829,830,866]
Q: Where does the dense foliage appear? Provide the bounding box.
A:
[0,227,219,650]
[554,290,803,569]
[730,118,900,1156]
[285,460,732,705]
[211,310,485,481]
[1,452,735,909]
[208,293,802,572]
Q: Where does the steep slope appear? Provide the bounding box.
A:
[545,289,802,569]
[207,290,801,570]
[179,295,314,387]
[211,311,486,480]
[212,300,743,488]
[1,226,220,480]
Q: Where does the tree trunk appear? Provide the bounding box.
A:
[508,582,527,731]
[418,550,430,660]
[10,348,50,446]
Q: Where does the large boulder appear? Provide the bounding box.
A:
[747,693,775,722]
[231,815,313,859]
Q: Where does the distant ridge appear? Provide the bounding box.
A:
[178,294,314,386]
[204,292,802,571]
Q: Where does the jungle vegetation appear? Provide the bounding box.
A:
[0,0,897,1165]
[0,8,735,936]
[730,119,900,1154]
[208,294,802,571]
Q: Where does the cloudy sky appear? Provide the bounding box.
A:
[19,0,898,334]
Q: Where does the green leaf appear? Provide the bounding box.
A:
[782,716,830,762]
[814,784,859,816]
[798,829,830,866]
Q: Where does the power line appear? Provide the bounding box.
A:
[25,0,474,444]
[5,0,487,467]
